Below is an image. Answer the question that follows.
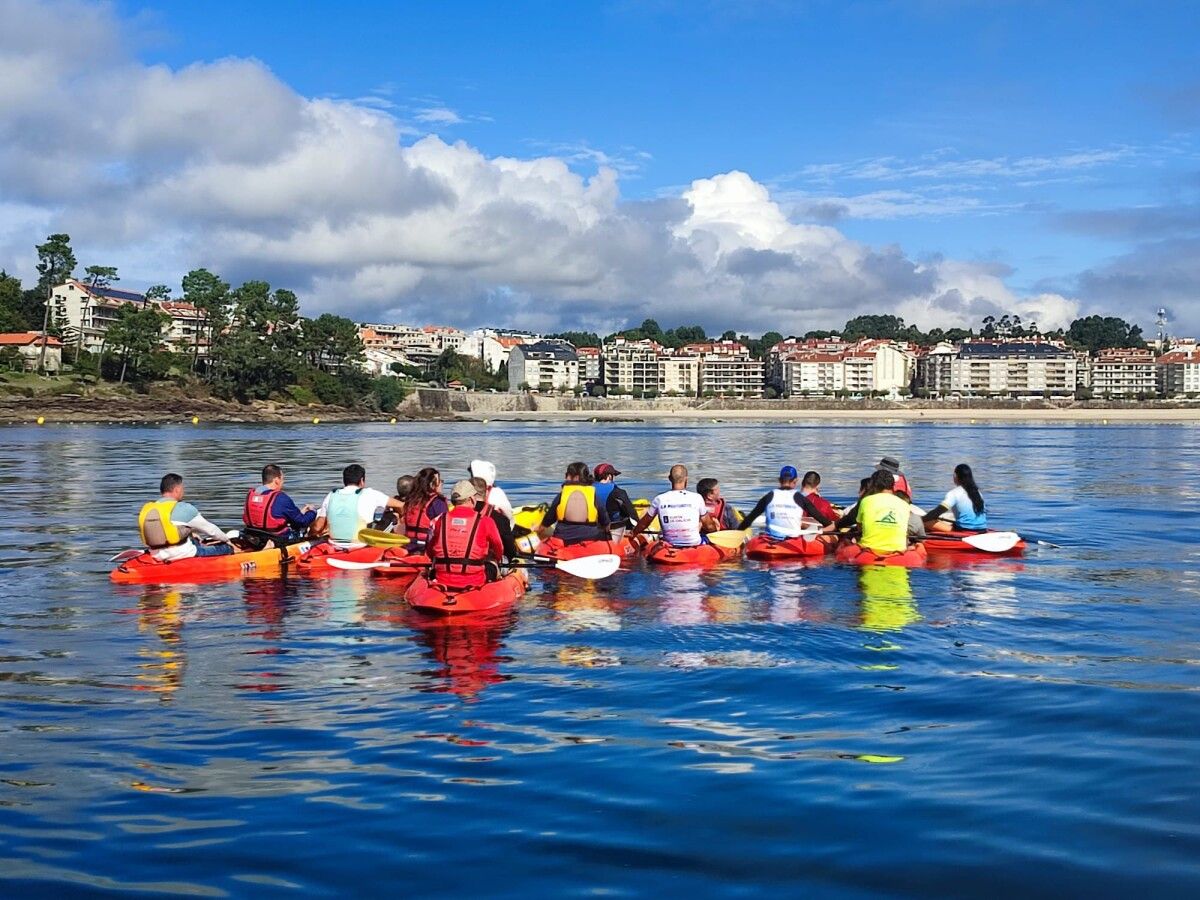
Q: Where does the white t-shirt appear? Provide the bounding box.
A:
[485,485,514,525]
[650,489,707,548]
[318,486,391,544]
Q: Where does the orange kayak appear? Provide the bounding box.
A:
[746,533,832,560]
[924,529,1027,555]
[404,571,528,616]
[536,536,641,562]
[835,541,928,567]
[370,550,429,582]
[643,540,740,567]
[110,540,313,584]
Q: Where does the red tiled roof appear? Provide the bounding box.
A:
[0,332,63,347]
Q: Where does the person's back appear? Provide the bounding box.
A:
[541,462,608,544]
[431,481,504,589]
[403,468,449,546]
[316,464,395,547]
[141,473,233,561]
[244,464,315,540]
[858,491,912,553]
[653,487,707,547]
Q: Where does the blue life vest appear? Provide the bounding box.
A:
[594,481,616,509]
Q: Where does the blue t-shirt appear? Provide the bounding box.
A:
[941,486,987,530]
[170,501,200,524]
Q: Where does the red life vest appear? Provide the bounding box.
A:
[806,491,837,522]
[705,497,727,525]
[431,505,494,588]
[404,494,442,542]
[243,488,288,534]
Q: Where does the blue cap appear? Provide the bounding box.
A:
[780,465,798,480]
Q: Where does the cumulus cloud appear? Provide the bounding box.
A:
[0,0,1082,335]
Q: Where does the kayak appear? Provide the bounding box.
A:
[924,529,1027,555]
[746,533,832,560]
[835,541,928,568]
[110,540,313,584]
[404,570,528,616]
[296,541,388,573]
[643,540,740,567]
[370,551,429,581]
[512,504,548,534]
[536,535,642,562]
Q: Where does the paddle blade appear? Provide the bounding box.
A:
[325,558,391,571]
[555,554,622,580]
[358,528,409,548]
[706,530,750,551]
[960,531,1021,553]
[109,548,144,563]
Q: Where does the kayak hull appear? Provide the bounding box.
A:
[925,530,1027,555]
[643,540,739,567]
[835,541,928,567]
[536,536,641,562]
[110,541,312,584]
[746,534,832,559]
[296,542,387,573]
[370,551,429,581]
[404,571,528,616]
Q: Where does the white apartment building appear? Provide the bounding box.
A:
[662,354,700,395]
[686,341,764,398]
[1158,348,1200,396]
[949,341,1077,396]
[779,353,845,395]
[576,346,603,383]
[51,281,208,355]
[508,341,579,393]
[358,323,466,360]
[602,338,663,394]
[916,342,957,396]
[1091,348,1157,397]
[460,330,532,373]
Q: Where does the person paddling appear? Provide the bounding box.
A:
[851,469,924,553]
[539,462,610,545]
[429,480,507,590]
[404,467,449,547]
[313,464,404,548]
[739,466,836,537]
[469,460,515,525]
[922,463,987,532]
[243,464,316,542]
[697,477,739,531]
[829,473,924,544]
[628,464,714,548]
[140,473,235,561]
[594,462,638,537]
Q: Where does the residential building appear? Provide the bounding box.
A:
[1158,348,1200,396]
[156,301,209,356]
[685,341,764,397]
[357,323,466,362]
[0,332,63,372]
[950,340,1077,397]
[779,352,845,395]
[508,341,579,393]
[1074,351,1092,390]
[661,353,700,396]
[602,338,663,395]
[916,342,957,396]
[460,330,531,373]
[1091,348,1157,397]
[576,346,603,383]
[51,280,150,353]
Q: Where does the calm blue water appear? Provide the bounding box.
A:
[1,420,1198,897]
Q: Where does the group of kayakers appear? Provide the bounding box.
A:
[136,454,989,588]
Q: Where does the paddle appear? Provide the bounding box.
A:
[705,529,751,550]
[925,531,1021,553]
[326,553,622,580]
[358,528,410,547]
[109,548,144,562]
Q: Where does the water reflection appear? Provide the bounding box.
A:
[407,612,517,700]
[133,588,185,699]
[857,566,920,633]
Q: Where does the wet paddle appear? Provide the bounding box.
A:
[326,553,621,580]
[109,548,144,562]
[705,530,752,551]
[925,531,1021,553]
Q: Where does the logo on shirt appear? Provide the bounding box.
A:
[878,510,898,524]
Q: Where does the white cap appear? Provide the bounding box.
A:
[469,459,497,486]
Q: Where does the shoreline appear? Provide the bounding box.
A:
[460,406,1200,423]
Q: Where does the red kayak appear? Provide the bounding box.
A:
[924,529,1027,555]
[370,550,429,582]
[536,536,641,562]
[110,540,312,584]
[296,541,388,573]
[643,540,740,567]
[746,533,832,560]
[404,571,528,616]
[835,541,928,567]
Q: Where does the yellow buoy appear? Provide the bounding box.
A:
[1102,418,1108,425]
[482,418,489,424]
[36,416,45,425]
[191,416,199,425]
[389,417,397,424]
[312,417,320,425]
[970,418,976,424]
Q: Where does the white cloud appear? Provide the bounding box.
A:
[0,0,1082,336]
[414,105,464,125]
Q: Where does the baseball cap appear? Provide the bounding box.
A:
[451,479,481,502]
[876,456,901,474]
[468,460,497,486]
[594,462,621,478]
[779,465,799,480]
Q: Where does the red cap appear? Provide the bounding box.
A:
[594,462,620,478]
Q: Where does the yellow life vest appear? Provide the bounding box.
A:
[556,484,599,523]
[138,500,187,549]
[857,492,910,554]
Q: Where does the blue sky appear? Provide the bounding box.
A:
[3,0,1198,334]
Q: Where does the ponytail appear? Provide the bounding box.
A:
[955,463,984,515]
